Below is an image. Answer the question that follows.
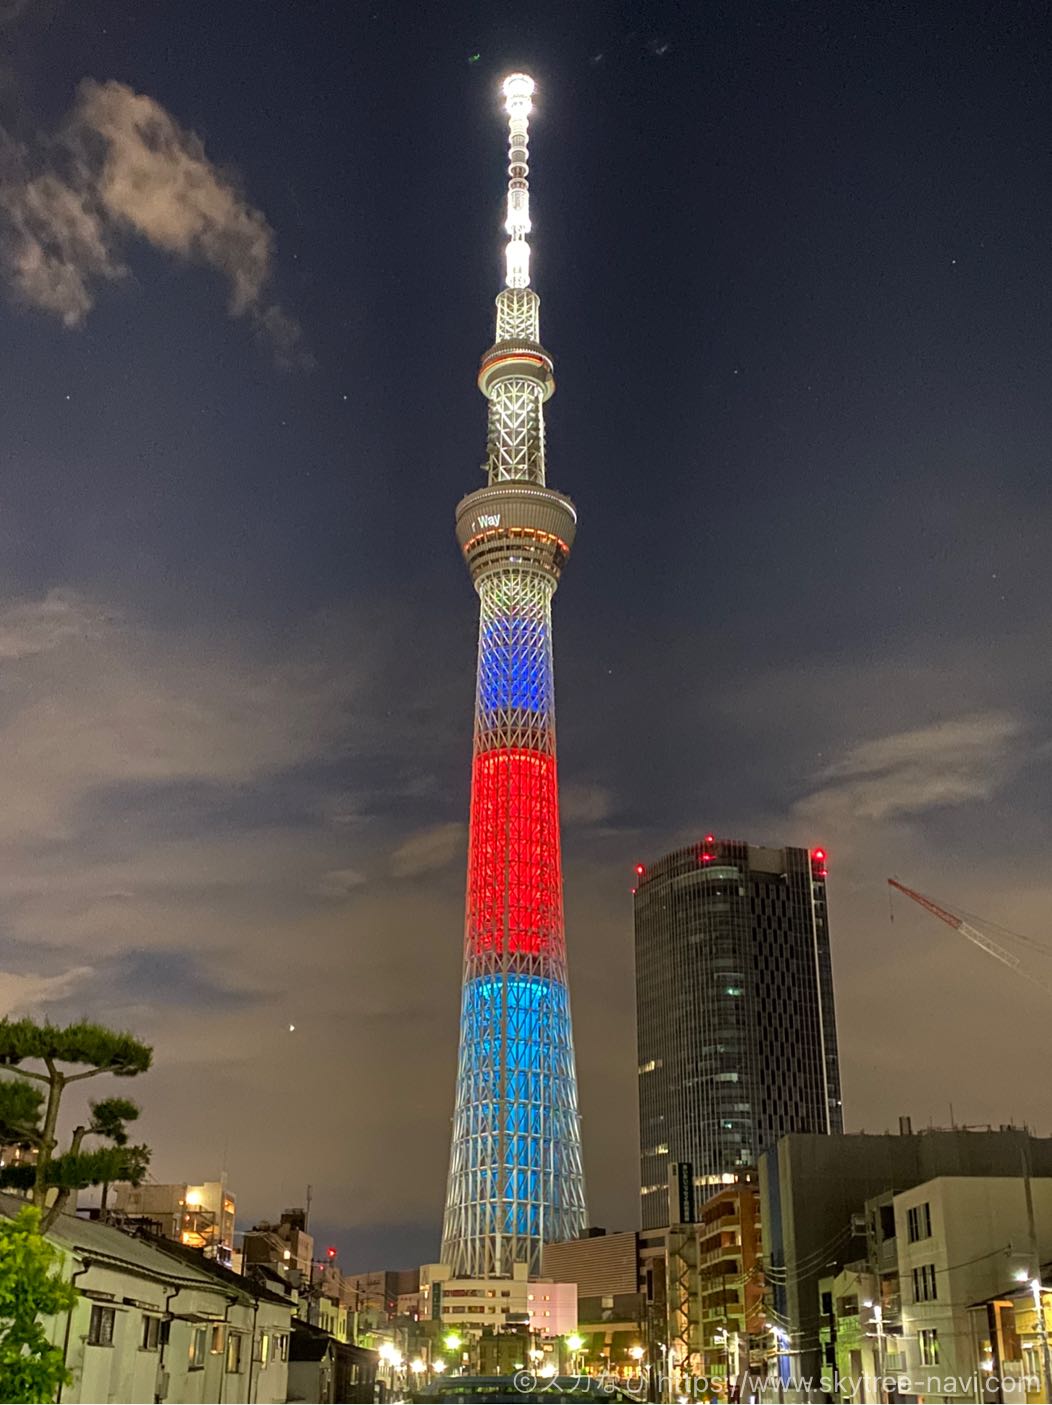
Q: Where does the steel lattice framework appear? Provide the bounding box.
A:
[441,74,587,1279]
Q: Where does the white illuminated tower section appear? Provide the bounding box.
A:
[441,74,587,1279]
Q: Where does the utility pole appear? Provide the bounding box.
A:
[871,1301,886,1405]
[1021,1143,1052,1399]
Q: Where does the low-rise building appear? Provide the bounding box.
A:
[242,1207,314,1280]
[814,1177,1052,1402]
[110,1179,237,1264]
[2,1192,291,1403]
[969,1267,1052,1404]
[344,1267,419,1330]
[696,1178,765,1394]
[760,1125,1052,1385]
[543,1228,650,1377]
[287,1320,378,1404]
[418,1261,576,1337]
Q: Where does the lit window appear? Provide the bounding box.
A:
[226,1334,243,1373]
[211,1325,225,1354]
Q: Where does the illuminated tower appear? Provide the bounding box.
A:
[441,74,587,1279]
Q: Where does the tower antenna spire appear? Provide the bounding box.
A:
[501,73,535,289]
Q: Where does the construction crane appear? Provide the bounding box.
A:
[888,878,1052,996]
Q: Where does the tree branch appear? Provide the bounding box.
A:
[0,1066,50,1084]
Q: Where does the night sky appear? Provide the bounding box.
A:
[2,0,1051,1271]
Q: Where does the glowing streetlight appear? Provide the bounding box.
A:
[433,1360,447,1374]
[443,1332,462,1352]
[410,1359,426,1374]
[567,1334,584,1352]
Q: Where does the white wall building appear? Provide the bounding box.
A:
[2,1194,292,1403]
[890,1177,1052,1402]
[418,1261,577,1337]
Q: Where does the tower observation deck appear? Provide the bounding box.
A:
[440,74,587,1279]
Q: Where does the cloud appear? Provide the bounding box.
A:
[0,0,38,22]
[0,588,109,659]
[560,781,614,825]
[309,868,368,899]
[0,965,94,1018]
[793,711,1022,825]
[0,79,304,364]
[389,822,465,878]
[0,589,353,845]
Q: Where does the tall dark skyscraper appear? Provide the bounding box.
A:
[633,837,842,1228]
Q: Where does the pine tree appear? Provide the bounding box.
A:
[0,1019,152,1229]
[0,1205,78,1403]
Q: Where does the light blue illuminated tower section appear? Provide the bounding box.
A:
[441,74,587,1279]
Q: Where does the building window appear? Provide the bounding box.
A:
[274,1333,288,1362]
[907,1203,932,1242]
[189,1326,208,1370]
[912,1264,937,1302]
[88,1305,116,1346]
[211,1324,225,1354]
[227,1333,243,1373]
[140,1315,161,1351]
[919,1328,939,1366]
[255,1332,271,1366]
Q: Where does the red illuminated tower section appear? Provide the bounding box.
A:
[440,74,587,1279]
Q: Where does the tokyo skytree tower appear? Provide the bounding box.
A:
[441,74,587,1279]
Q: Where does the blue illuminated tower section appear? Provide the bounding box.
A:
[442,74,587,1279]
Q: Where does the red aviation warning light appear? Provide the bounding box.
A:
[634,864,645,877]
[326,1246,337,1261]
[811,848,828,878]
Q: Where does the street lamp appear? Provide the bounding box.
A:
[433,1360,447,1374]
[443,1332,462,1352]
[378,1341,402,1394]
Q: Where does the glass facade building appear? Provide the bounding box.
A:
[633,838,843,1228]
